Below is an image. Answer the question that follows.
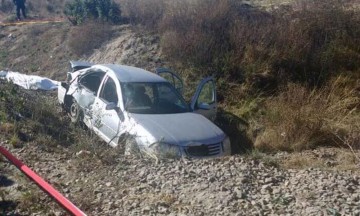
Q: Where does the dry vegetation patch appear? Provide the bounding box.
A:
[254,77,359,152]
[121,0,360,89]
[67,21,114,57]
[120,0,360,154]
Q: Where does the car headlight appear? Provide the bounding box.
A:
[222,136,231,155]
[149,142,182,158]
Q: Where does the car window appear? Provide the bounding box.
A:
[197,80,215,106]
[79,71,105,93]
[99,77,118,104]
[121,82,189,114]
[157,71,183,93]
[158,84,182,105]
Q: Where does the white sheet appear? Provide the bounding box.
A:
[0,71,59,90]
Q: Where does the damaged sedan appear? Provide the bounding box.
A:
[58,62,231,158]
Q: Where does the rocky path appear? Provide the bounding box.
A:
[1,140,359,216]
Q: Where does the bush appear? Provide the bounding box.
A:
[0,0,14,13]
[121,0,165,29]
[64,0,122,25]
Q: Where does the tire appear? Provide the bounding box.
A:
[69,99,82,124]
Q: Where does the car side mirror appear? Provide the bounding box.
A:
[198,102,210,110]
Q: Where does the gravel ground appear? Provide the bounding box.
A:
[1,140,359,216]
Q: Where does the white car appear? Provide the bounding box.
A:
[58,61,231,158]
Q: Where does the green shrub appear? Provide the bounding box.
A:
[64,0,122,25]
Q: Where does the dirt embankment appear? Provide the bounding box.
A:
[87,25,164,72]
[0,23,165,80]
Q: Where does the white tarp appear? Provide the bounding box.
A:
[0,71,59,90]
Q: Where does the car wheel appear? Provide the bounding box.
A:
[69,99,82,124]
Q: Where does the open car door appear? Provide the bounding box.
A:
[190,77,217,121]
[155,68,184,95]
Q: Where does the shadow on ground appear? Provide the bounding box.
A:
[0,175,21,215]
[0,175,15,187]
[0,200,21,215]
[216,108,253,154]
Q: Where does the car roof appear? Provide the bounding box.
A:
[95,64,167,83]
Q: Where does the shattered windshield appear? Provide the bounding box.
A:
[121,82,190,114]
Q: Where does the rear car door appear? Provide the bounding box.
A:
[75,70,105,113]
[190,77,217,121]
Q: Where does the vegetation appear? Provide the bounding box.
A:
[254,78,359,152]
[0,0,13,13]
[0,81,125,164]
[0,0,359,154]
[0,81,69,149]
[123,0,360,88]
[64,0,122,25]
[67,21,113,57]
[120,0,360,152]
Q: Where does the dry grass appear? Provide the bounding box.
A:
[254,76,359,152]
[121,0,360,94]
[120,0,360,155]
[17,187,54,214]
[67,21,113,57]
[0,122,15,135]
[120,0,165,29]
[24,0,66,18]
[279,147,360,170]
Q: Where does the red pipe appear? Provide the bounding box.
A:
[0,146,86,216]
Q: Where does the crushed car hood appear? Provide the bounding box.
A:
[130,112,225,146]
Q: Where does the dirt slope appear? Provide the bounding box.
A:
[0,23,164,80]
[87,25,164,72]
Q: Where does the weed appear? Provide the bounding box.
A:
[159,193,177,206]
[282,155,325,170]
[272,194,294,206]
[246,149,279,167]
[18,189,52,213]
[29,64,39,73]
[0,122,14,135]
[0,189,8,201]
[10,134,21,148]
[0,50,8,67]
